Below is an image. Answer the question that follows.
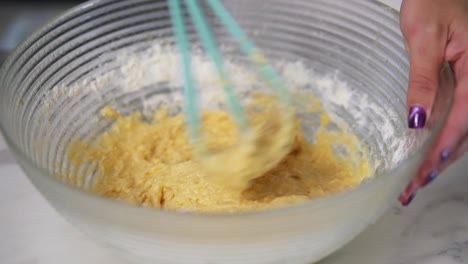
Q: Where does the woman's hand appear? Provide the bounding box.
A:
[399,0,468,205]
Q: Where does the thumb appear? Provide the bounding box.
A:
[405,27,447,129]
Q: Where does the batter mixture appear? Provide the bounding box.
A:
[67,94,371,213]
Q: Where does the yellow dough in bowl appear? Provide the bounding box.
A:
[67,95,371,213]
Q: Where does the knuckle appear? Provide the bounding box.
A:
[444,122,463,139]
[402,18,445,43]
[408,71,438,94]
[441,115,467,144]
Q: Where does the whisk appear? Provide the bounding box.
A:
[169,0,295,191]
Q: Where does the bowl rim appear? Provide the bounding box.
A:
[0,0,455,220]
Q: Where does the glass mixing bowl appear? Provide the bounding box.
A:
[0,0,454,263]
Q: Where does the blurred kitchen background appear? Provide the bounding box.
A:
[0,1,84,65]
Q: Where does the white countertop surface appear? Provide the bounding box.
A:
[1,0,467,263]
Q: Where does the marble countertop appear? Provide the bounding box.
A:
[1,0,467,263]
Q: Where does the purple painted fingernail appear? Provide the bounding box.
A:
[402,192,416,206]
[408,105,427,129]
[440,149,450,163]
[423,170,438,187]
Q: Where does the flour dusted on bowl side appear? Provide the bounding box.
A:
[45,43,413,212]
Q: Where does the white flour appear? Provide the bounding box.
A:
[43,43,419,171]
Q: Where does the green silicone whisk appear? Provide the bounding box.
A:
[169,0,295,188]
[169,0,292,138]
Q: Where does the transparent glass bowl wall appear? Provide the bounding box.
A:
[0,0,453,263]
